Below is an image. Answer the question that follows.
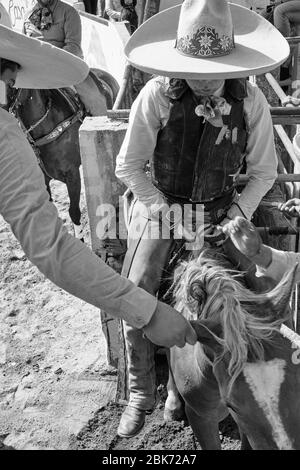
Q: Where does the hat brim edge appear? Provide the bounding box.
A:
[0,24,89,89]
[125,3,290,79]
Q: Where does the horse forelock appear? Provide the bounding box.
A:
[173,249,287,391]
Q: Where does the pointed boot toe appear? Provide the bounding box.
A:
[117,405,146,438]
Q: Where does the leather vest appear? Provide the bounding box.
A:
[151,78,248,202]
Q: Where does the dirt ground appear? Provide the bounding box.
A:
[70,353,240,451]
[0,180,115,450]
[0,178,241,450]
[69,401,240,451]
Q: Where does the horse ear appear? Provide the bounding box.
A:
[264,264,298,318]
[190,319,222,354]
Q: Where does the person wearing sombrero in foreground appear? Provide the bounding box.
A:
[0,4,197,360]
[115,0,290,438]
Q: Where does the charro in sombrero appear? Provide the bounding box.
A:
[116,0,284,440]
[125,0,290,79]
[0,3,88,88]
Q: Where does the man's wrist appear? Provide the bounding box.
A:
[251,244,272,269]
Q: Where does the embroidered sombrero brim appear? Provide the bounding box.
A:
[0,24,89,88]
[125,3,290,79]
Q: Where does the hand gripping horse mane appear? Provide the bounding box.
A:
[6,68,119,240]
[165,247,300,450]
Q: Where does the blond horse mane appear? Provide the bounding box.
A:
[173,249,288,389]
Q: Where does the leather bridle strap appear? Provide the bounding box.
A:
[34,108,84,147]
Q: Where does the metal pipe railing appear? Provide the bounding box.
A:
[237,174,300,184]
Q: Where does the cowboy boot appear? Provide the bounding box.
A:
[117,404,146,438]
[117,322,157,438]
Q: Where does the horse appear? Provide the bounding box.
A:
[6,69,119,240]
[164,245,300,450]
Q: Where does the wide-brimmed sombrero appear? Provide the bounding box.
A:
[125,0,290,79]
[0,3,89,88]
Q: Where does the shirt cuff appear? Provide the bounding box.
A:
[120,287,158,329]
[227,201,249,220]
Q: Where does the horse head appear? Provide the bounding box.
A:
[173,251,300,449]
[6,87,52,132]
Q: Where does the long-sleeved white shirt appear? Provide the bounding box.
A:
[116,76,278,221]
[0,108,157,329]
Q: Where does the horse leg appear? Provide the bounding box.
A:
[65,168,84,241]
[185,404,221,450]
[164,351,186,422]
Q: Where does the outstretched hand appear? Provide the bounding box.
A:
[221,216,262,258]
[143,301,197,348]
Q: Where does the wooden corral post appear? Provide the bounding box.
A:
[79,114,129,369]
[113,63,133,110]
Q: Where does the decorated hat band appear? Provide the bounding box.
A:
[176,0,235,58]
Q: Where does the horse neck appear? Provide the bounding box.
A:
[227,334,300,450]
